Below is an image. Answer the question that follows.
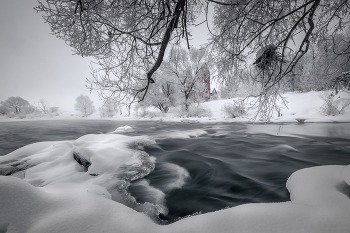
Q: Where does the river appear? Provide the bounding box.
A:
[0,120,349,223]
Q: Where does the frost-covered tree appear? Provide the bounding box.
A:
[36,0,350,114]
[35,0,204,106]
[1,97,31,114]
[213,0,350,85]
[317,33,350,92]
[280,30,350,93]
[99,99,118,117]
[162,46,211,111]
[140,72,176,113]
[74,94,95,117]
[35,99,49,114]
[0,104,8,115]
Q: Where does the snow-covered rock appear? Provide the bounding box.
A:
[109,125,135,133]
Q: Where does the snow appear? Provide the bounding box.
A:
[1,133,350,232]
[1,139,350,233]
[0,134,157,201]
[0,176,157,233]
[166,166,350,233]
[109,125,135,133]
[197,90,350,123]
[1,90,349,123]
[0,90,350,232]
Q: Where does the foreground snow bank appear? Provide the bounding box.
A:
[1,133,350,233]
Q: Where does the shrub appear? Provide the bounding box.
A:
[18,113,26,119]
[148,111,162,118]
[50,107,59,113]
[319,92,350,116]
[0,105,8,115]
[189,104,212,117]
[7,112,16,118]
[221,101,247,118]
[134,106,150,118]
[137,110,164,118]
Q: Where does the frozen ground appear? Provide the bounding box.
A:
[0,90,349,123]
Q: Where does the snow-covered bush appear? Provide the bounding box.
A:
[50,107,59,114]
[319,92,350,116]
[134,104,150,118]
[6,112,16,118]
[176,104,212,118]
[210,93,219,101]
[18,113,26,119]
[48,107,60,117]
[134,103,164,118]
[0,104,8,115]
[221,102,246,118]
[147,111,164,118]
[135,108,163,118]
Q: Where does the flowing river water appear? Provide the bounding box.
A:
[0,120,349,223]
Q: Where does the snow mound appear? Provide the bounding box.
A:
[0,134,165,224]
[0,176,157,233]
[110,125,135,133]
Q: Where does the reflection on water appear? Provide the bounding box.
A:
[1,120,350,223]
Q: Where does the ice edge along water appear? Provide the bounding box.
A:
[0,127,350,233]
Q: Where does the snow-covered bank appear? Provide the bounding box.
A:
[0,91,349,123]
[0,131,350,233]
[196,90,350,123]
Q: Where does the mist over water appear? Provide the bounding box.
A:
[1,120,350,223]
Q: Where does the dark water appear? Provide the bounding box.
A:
[1,120,350,223]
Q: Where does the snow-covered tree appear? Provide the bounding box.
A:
[74,94,95,117]
[99,100,118,117]
[35,99,49,114]
[140,71,176,113]
[162,46,211,111]
[36,0,350,118]
[0,104,8,115]
[1,97,31,114]
[36,0,203,105]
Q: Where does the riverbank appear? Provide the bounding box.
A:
[1,91,349,123]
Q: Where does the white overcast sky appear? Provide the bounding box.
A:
[0,0,211,112]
